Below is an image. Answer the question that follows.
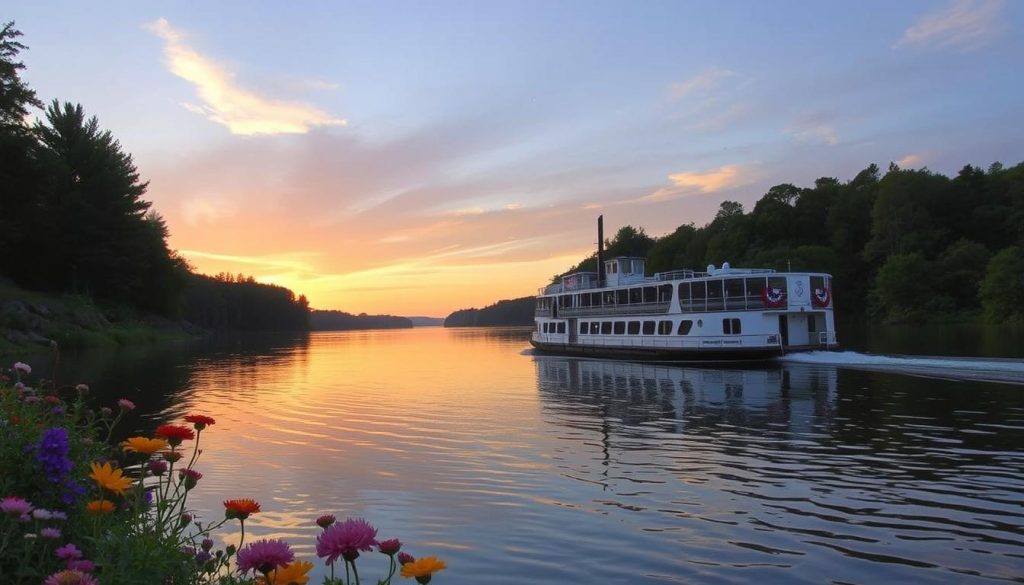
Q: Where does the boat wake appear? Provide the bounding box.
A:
[782,351,1024,386]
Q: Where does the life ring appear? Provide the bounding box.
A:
[761,287,786,308]
[812,287,831,307]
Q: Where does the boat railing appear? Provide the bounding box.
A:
[817,331,838,347]
[558,302,671,317]
[654,269,702,281]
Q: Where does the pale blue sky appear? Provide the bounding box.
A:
[6,1,1023,314]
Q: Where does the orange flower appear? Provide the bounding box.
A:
[224,498,261,520]
[400,556,448,580]
[121,436,169,455]
[86,499,115,514]
[260,560,314,585]
[89,462,133,495]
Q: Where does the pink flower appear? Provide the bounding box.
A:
[148,460,169,475]
[43,570,98,585]
[398,552,416,566]
[117,399,135,411]
[40,527,61,539]
[1,496,32,516]
[178,468,202,489]
[378,538,402,555]
[56,543,83,560]
[316,517,378,564]
[13,362,31,375]
[67,560,95,573]
[236,539,294,575]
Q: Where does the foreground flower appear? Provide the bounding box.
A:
[316,517,378,564]
[179,468,203,490]
[89,462,133,494]
[379,538,402,555]
[261,560,314,585]
[224,498,261,520]
[316,514,336,529]
[397,552,415,566]
[56,543,83,560]
[400,556,448,583]
[43,570,98,585]
[236,539,295,575]
[184,414,216,430]
[121,436,169,455]
[40,527,61,539]
[86,500,115,514]
[117,398,135,411]
[148,460,169,475]
[155,424,194,446]
[0,496,32,516]
[13,361,31,375]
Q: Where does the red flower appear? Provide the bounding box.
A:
[155,424,195,446]
[184,414,215,430]
[224,498,261,520]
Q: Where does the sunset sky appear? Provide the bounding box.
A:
[7,1,1023,316]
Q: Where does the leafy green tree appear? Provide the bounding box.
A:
[979,247,1024,324]
[935,239,990,311]
[872,252,935,322]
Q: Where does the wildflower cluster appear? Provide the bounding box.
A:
[1,360,447,585]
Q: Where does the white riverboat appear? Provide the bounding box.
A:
[531,218,838,361]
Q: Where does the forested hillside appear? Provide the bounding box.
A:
[444,297,535,327]
[555,162,1024,323]
[0,23,309,332]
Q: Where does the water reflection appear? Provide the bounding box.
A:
[533,356,1024,584]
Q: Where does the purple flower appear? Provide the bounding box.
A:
[148,460,168,476]
[43,570,97,585]
[236,539,294,575]
[178,468,202,490]
[33,427,84,505]
[13,362,31,375]
[40,527,61,539]
[56,543,83,561]
[117,398,135,411]
[398,552,416,566]
[195,550,213,564]
[316,513,336,528]
[0,496,32,516]
[316,517,379,565]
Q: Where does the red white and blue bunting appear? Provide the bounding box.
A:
[812,287,831,307]
[761,287,786,308]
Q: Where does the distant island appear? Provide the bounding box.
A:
[310,310,413,331]
[444,297,535,327]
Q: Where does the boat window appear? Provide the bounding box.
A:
[557,322,566,334]
[617,289,629,305]
[630,288,643,304]
[628,321,641,335]
[601,322,612,335]
[725,279,745,310]
[580,322,588,334]
[706,280,724,311]
[642,321,655,335]
[542,323,549,333]
[603,291,616,305]
[591,292,601,307]
[768,276,787,296]
[659,285,672,303]
[678,282,691,311]
[658,320,672,335]
[644,287,657,303]
[579,294,590,307]
[723,318,741,334]
[746,277,766,301]
[677,320,693,335]
[590,322,600,334]
[613,321,626,335]
[808,316,816,332]
[691,281,706,313]
[611,262,617,274]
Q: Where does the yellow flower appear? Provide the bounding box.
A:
[261,560,314,585]
[89,461,133,495]
[121,436,169,455]
[86,499,115,514]
[400,556,448,579]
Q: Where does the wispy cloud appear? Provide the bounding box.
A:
[147,18,347,135]
[180,249,318,272]
[896,153,926,168]
[785,113,840,145]
[668,67,736,100]
[896,0,1004,51]
[642,164,756,202]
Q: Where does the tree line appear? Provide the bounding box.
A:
[0,23,309,331]
[556,161,1024,324]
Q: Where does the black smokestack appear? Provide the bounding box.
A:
[597,215,605,284]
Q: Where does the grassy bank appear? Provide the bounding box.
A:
[0,282,197,355]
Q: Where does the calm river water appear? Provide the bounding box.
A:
[30,326,1024,584]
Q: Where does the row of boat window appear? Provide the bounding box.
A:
[537,275,830,310]
[539,318,743,336]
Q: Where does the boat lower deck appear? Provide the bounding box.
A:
[530,339,786,362]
